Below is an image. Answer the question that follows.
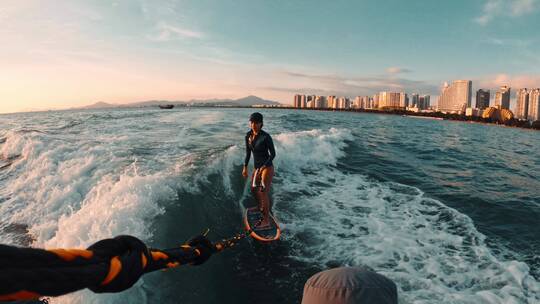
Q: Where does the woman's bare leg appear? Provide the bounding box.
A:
[251,169,265,223]
[259,166,274,226]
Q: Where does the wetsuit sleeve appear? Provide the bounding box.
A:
[244,135,251,167]
[262,135,276,167]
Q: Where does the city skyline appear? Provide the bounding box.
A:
[1,0,540,114]
[291,89,540,127]
[292,79,540,120]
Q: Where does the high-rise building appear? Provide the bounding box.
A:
[410,94,419,108]
[353,96,362,109]
[438,82,450,110]
[310,95,317,108]
[304,95,314,108]
[418,95,430,110]
[399,93,408,108]
[476,89,490,110]
[378,92,387,108]
[515,88,529,120]
[378,92,403,109]
[334,96,341,109]
[300,95,307,108]
[315,96,327,108]
[336,97,350,109]
[361,96,371,109]
[327,96,336,109]
[351,96,363,109]
[294,94,304,108]
[372,94,380,108]
[333,97,340,109]
[495,86,511,110]
[391,92,401,108]
[437,80,472,114]
[528,89,540,121]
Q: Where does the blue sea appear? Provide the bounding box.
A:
[0,108,539,303]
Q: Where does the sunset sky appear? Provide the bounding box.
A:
[1,0,539,113]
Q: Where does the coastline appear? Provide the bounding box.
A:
[403,115,443,120]
[261,106,540,132]
[2,105,539,132]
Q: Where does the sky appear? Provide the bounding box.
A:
[1,0,539,113]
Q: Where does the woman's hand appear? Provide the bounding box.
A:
[242,165,248,178]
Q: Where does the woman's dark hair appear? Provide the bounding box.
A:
[249,112,263,123]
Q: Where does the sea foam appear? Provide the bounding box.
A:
[269,128,540,303]
[1,110,538,303]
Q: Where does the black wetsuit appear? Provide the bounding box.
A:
[244,130,276,169]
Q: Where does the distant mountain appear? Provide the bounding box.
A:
[80,95,282,109]
[83,101,117,109]
[233,95,280,106]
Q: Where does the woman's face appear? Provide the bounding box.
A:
[250,121,262,133]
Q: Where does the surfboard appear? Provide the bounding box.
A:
[243,207,281,242]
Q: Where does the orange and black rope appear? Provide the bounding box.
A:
[0,228,249,302]
[0,235,206,302]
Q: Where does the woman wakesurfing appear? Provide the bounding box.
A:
[242,112,276,228]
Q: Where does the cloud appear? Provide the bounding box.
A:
[149,22,204,41]
[265,70,439,97]
[135,1,204,41]
[486,37,504,45]
[485,37,532,47]
[283,71,348,82]
[282,71,391,83]
[477,73,540,89]
[138,0,183,20]
[261,86,349,97]
[386,67,412,74]
[511,0,536,15]
[483,37,539,65]
[475,0,538,25]
[138,0,203,41]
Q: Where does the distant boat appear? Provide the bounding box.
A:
[159,105,174,109]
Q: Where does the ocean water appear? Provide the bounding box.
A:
[0,108,539,303]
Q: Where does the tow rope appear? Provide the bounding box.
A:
[0,227,256,302]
